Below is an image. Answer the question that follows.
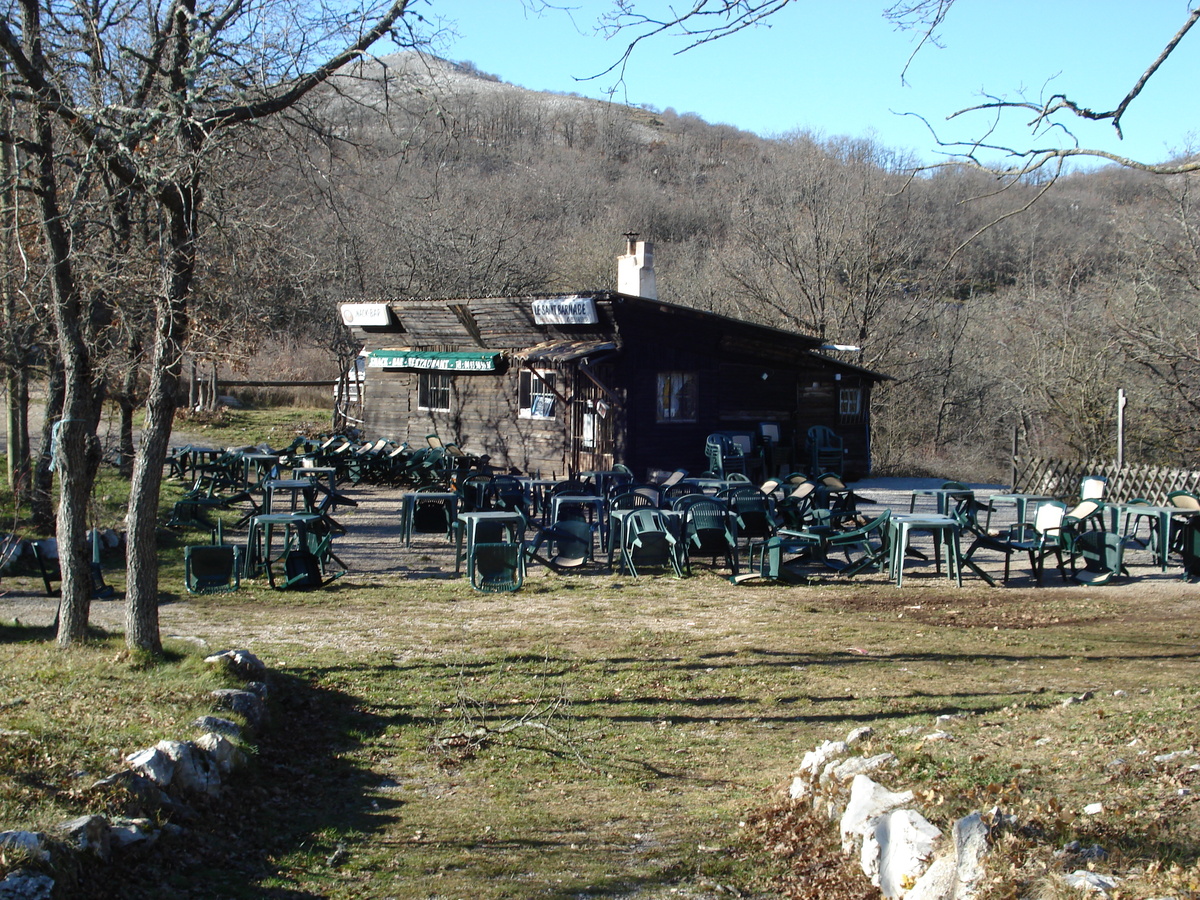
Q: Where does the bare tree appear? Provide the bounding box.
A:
[0,0,415,650]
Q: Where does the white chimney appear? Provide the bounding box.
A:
[617,234,657,300]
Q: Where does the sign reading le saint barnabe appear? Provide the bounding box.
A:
[531,296,598,325]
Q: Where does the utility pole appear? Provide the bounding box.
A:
[1116,388,1127,469]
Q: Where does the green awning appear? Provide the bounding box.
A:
[367,350,500,372]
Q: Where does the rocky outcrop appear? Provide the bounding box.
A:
[789,727,994,900]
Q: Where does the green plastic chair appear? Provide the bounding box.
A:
[681,498,739,575]
[524,519,594,572]
[826,509,891,577]
[1072,529,1127,585]
[620,509,683,578]
[185,544,242,594]
[471,542,525,592]
[1180,518,1200,582]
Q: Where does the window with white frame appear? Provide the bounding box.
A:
[418,371,452,411]
[656,371,698,423]
[839,387,863,423]
[519,368,557,418]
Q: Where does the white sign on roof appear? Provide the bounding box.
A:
[531,296,598,325]
[340,303,391,327]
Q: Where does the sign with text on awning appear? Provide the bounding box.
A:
[531,296,598,325]
[367,350,499,371]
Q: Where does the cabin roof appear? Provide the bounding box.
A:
[343,291,888,381]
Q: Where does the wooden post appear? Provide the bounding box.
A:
[1116,388,1127,470]
[1011,427,1019,491]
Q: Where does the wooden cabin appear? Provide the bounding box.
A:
[340,243,888,480]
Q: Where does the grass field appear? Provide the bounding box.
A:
[3,570,1199,899]
[1,407,1198,898]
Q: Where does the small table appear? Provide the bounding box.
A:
[399,491,459,547]
[909,487,974,515]
[183,446,224,482]
[262,478,319,515]
[244,512,323,585]
[455,511,526,576]
[579,470,630,500]
[523,479,569,522]
[240,452,283,488]
[751,525,837,579]
[1107,503,1200,572]
[681,477,730,495]
[293,465,339,495]
[888,513,963,587]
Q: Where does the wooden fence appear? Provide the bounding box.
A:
[1014,457,1200,506]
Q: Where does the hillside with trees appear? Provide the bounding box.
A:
[230,51,1197,476]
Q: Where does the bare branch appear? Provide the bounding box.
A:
[588,0,793,83]
[883,0,953,84]
[208,0,414,129]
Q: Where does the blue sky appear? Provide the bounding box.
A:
[425,1,1198,168]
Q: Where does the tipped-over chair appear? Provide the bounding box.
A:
[471,542,525,592]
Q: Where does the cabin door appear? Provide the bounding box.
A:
[571,367,615,474]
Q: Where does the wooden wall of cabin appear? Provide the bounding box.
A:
[612,305,874,479]
[361,363,576,477]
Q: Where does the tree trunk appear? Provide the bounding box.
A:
[31,363,63,532]
[21,0,104,647]
[125,192,195,654]
[116,340,140,478]
[0,58,25,499]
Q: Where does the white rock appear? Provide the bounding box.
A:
[0,870,54,899]
[57,815,111,861]
[922,731,952,742]
[196,732,248,775]
[800,739,848,776]
[1083,802,1104,815]
[1154,749,1194,764]
[860,808,941,897]
[109,823,157,849]
[829,753,897,785]
[0,831,49,862]
[846,726,874,745]
[125,745,175,787]
[953,811,990,898]
[906,854,956,900]
[840,775,914,854]
[1064,870,1119,894]
[205,649,267,681]
[156,740,221,796]
[191,715,241,738]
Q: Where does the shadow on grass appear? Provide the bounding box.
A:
[89,669,408,899]
[87,639,1200,897]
